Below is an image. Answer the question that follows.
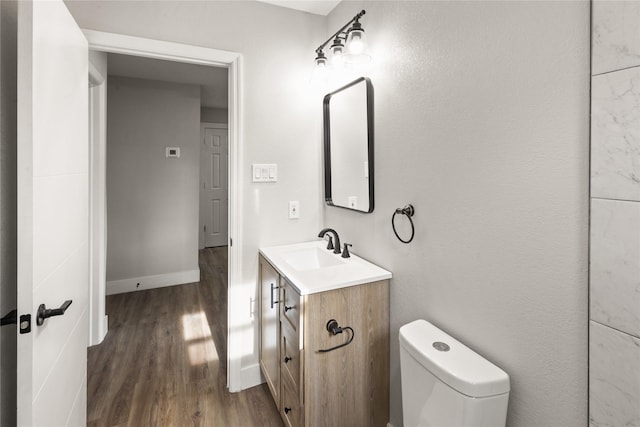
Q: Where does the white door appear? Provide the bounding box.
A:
[201,124,229,248]
[17,1,89,425]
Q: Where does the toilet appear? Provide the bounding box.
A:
[399,319,510,427]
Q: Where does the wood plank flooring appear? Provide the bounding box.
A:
[87,247,282,427]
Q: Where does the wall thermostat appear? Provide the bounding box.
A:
[166,147,180,158]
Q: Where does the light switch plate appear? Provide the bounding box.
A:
[289,201,299,219]
[252,164,277,182]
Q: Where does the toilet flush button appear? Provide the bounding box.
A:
[433,342,450,352]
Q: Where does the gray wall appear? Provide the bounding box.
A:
[67,4,592,425]
[201,107,228,124]
[66,0,325,371]
[0,2,17,425]
[589,2,640,425]
[324,2,590,426]
[106,76,201,282]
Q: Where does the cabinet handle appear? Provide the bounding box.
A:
[284,407,292,414]
[284,356,291,363]
[284,305,293,312]
[270,283,279,309]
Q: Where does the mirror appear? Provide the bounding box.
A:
[323,77,374,213]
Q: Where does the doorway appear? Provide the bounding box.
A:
[84,30,244,392]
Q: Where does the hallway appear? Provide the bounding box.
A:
[87,247,282,426]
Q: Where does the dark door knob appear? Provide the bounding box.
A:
[36,300,72,326]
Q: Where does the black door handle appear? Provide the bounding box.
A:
[0,309,17,326]
[36,300,72,326]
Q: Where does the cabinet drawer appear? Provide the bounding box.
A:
[281,279,300,332]
[281,368,303,427]
[281,320,300,390]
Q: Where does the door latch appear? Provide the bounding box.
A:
[2,309,32,334]
[20,314,31,334]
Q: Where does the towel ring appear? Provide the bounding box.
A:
[392,204,415,244]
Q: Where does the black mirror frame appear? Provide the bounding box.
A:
[323,77,374,213]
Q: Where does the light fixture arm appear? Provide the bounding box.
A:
[315,10,366,55]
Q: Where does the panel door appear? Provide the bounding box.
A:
[16,1,89,425]
[201,125,228,247]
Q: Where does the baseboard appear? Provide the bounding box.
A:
[106,269,200,295]
[240,362,263,390]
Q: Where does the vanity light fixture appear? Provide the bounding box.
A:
[314,10,370,68]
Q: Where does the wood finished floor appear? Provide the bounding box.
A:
[87,247,283,427]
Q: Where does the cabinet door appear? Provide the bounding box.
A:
[281,279,300,333]
[259,257,280,406]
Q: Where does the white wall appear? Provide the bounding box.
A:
[106,76,201,292]
[65,0,325,377]
[323,2,590,427]
[0,2,17,425]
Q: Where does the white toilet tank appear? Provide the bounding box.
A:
[399,319,510,427]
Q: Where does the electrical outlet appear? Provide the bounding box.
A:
[289,201,299,219]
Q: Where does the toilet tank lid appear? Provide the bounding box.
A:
[399,319,510,398]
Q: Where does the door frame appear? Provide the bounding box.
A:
[199,122,229,250]
[88,59,108,347]
[83,30,244,392]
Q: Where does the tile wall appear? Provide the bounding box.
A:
[590,2,640,426]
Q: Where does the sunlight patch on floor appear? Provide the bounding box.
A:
[182,311,219,365]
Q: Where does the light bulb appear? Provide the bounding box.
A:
[347,30,365,55]
[330,37,345,67]
[330,38,344,56]
[345,20,370,65]
[315,50,329,69]
[332,53,344,67]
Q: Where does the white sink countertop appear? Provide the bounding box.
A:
[259,240,392,295]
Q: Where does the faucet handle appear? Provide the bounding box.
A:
[325,235,334,251]
[341,243,352,259]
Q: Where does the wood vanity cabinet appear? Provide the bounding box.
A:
[260,257,281,408]
[258,255,390,427]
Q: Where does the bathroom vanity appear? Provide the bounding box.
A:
[259,241,392,427]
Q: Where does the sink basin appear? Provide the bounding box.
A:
[260,241,392,295]
[280,247,344,271]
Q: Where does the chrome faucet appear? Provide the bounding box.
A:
[318,228,341,254]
